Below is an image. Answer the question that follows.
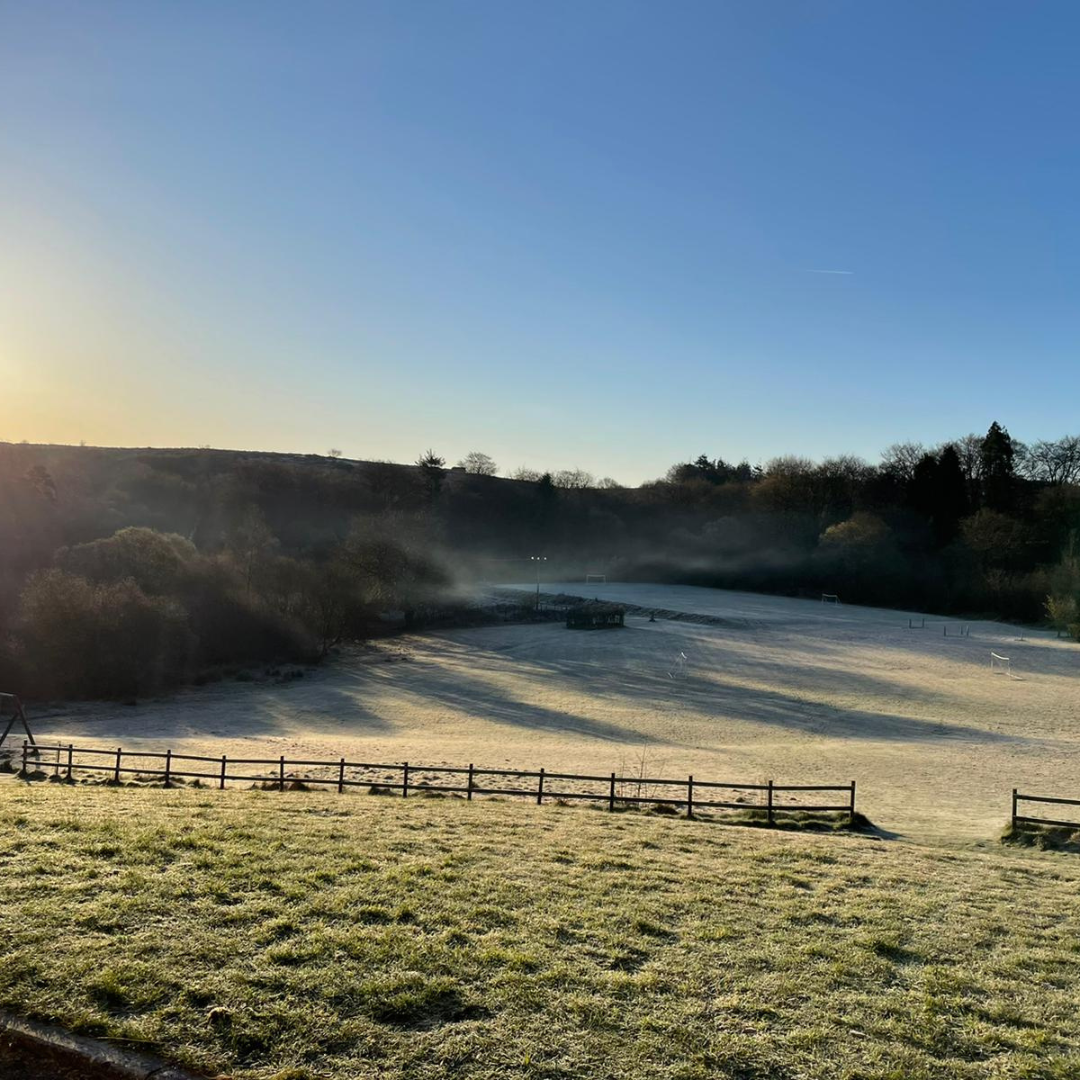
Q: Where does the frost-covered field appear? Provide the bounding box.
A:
[22,582,1080,843]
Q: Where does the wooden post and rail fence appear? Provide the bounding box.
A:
[14,744,1080,834]
[14,740,858,824]
[1011,789,1080,830]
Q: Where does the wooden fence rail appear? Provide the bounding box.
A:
[1011,789,1080,830]
[17,741,857,823]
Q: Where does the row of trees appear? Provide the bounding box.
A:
[421,448,618,490]
[1,420,1077,700]
[428,428,1080,491]
[642,423,1079,636]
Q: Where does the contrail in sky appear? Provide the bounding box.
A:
[803,269,855,275]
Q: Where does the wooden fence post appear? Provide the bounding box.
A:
[9,742,863,833]
[1011,788,1018,829]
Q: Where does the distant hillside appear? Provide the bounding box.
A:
[2,427,1078,700]
[0,441,528,555]
[0,441,619,699]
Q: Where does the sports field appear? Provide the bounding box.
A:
[17,583,1080,842]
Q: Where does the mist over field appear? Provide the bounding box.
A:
[1,423,1078,702]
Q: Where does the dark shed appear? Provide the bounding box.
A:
[566,601,626,630]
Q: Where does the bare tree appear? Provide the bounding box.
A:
[880,442,926,481]
[815,456,874,519]
[818,455,873,482]
[553,468,594,489]
[1019,436,1080,485]
[1055,435,1080,484]
[225,505,278,592]
[763,455,816,478]
[952,434,985,484]
[458,451,498,476]
[511,466,543,482]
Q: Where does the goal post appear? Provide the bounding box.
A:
[990,652,1012,677]
[585,574,606,584]
[821,593,840,604]
[667,651,688,679]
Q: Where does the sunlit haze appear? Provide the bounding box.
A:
[3,2,1079,481]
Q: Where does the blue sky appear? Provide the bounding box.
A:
[2,1,1078,483]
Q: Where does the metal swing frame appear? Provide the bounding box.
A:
[0,693,36,751]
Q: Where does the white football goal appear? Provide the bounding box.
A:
[990,652,1019,679]
[585,573,607,584]
[821,593,840,604]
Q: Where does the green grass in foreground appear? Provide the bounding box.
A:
[1,786,1078,1080]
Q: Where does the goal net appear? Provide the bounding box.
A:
[585,574,606,584]
[990,652,1012,677]
[821,593,840,604]
[667,651,688,679]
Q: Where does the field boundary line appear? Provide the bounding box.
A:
[12,741,858,825]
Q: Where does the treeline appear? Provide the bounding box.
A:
[1,423,1078,700]
[0,448,459,699]
[632,424,1079,638]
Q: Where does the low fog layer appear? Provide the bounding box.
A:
[1,424,1078,700]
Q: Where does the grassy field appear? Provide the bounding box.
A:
[1,784,1079,1079]
[34,582,1080,843]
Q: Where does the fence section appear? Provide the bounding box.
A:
[16,741,857,824]
[1011,789,1080,830]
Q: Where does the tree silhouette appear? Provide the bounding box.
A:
[458,451,498,476]
[416,449,446,502]
[980,421,1016,511]
[933,444,968,543]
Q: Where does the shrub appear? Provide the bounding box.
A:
[18,569,192,698]
[57,527,196,595]
[1046,593,1080,640]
